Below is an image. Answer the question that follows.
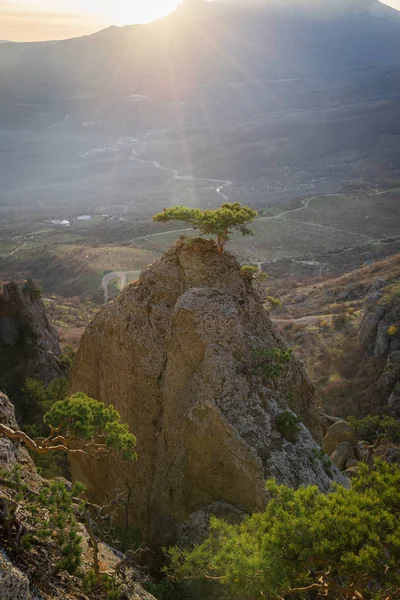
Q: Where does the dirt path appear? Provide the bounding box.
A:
[4,241,27,257]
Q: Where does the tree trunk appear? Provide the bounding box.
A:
[84,506,100,579]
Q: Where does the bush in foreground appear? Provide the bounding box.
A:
[168,461,400,599]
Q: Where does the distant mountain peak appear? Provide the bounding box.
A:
[216,0,400,21]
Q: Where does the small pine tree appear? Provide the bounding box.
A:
[168,461,400,600]
[0,394,138,590]
[0,392,137,462]
[153,202,258,254]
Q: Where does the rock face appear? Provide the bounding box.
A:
[359,282,400,409]
[0,392,41,490]
[0,279,62,397]
[0,549,31,600]
[70,240,344,549]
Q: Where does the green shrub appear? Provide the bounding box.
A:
[266,295,282,309]
[275,411,302,443]
[20,377,68,438]
[241,265,269,286]
[1,466,85,575]
[250,348,293,378]
[145,579,177,600]
[348,414,400,444]
[58,346,75,374]
[168,462,400,600]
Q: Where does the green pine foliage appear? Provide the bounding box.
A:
[250,348,293,378]
[275,411,302,443]
[153,202,258,251]
[168,461,400,600]
[1,466,85,575]
[241,265,269,283]
[44,393,138,462]
[19,377,70,477]
[58,346,76,374]
[348,414,400,444]
[20,377,68,438]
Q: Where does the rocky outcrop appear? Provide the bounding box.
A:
[359,281,400,409]
[0,549,31,600]
[70,240,345,550]
[0,392,41,490]
[0,279,62,397]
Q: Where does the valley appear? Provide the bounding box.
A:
[1,3,400,598]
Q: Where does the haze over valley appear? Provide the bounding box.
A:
[1,0,400,300]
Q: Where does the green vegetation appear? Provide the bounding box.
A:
[44,393,137,462]
[1,465,85,575]
[58,345,76,374]
[250,348,293,378]
[241,265,269,284]
[168,462,400,600]
[378,282,400,306]
[83,570,124,600]
[275,411,302,443]
[0,393,137,462]
[19,377,70,477]
[0,396,138,596]
[153,202,257,253]
[0,246,104,302]
[20,377,68,439]
[266,295,282,309]
[145,579,177,600]
[348,414,400,445]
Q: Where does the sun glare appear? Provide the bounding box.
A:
[90,0,182,25]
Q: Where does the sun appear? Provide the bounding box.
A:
[104,0,182,24]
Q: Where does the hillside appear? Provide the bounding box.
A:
[272,253,400,416]
[2,0,400,226]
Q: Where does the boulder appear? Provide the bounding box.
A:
[322,420,356,456]
[369,279,388,293]
[330,441,356,471]
[343,465,359,478]
[359,305,386,353]
[70,240,345,551]
[176,502,246,550]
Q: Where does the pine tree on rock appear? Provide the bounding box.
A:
[153,202,258,254]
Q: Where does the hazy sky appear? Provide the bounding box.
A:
[1,0,399,42]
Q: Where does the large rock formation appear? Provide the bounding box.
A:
[0,279,62,397]
[359,280,400,412]
[70,240,344,549]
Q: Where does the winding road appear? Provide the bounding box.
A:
[102,270,140,304]
[131,153,232,201]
